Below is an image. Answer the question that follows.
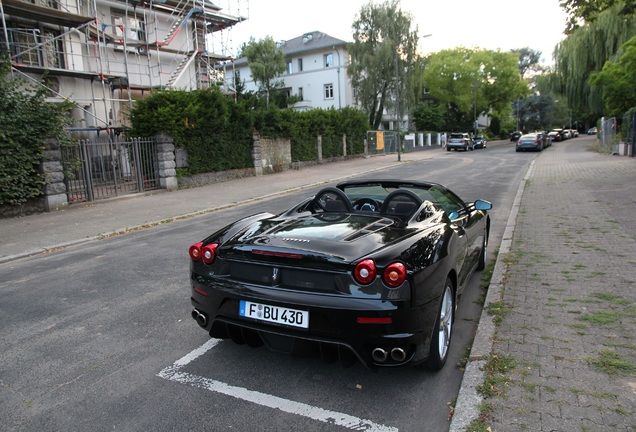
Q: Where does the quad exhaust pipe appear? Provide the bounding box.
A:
[372,347,388,362]
[391,347,406,362]
[371,347,407,363]
[191,309,208,327]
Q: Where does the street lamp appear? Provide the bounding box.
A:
[395,34,432,162]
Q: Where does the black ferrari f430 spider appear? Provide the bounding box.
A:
[189,179,492,370]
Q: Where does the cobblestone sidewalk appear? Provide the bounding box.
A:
[486,143,636,431]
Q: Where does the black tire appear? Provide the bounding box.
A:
[425,277,454,371]
[477,226,488,271]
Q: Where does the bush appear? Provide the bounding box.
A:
[0,53,74,206]
[131,89,369,173]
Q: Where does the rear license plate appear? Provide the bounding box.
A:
[239,300,309,329]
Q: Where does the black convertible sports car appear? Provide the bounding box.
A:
[189,179,492,370]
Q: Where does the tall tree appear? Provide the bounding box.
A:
[511,47,543,79]
[241,36,286,107]
[561,0,636,33]
[422,47,528,131]
[347,0,420,129]
[589,36,636,116]
[554,3,636,117]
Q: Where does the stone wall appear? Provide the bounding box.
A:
[253,133,292,174]
[177,167,255,189]
[262,137,292,173]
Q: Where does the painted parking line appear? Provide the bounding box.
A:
[157,340,398,432]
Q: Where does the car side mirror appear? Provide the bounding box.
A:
[448,211,459,220]
[474,199,492,211]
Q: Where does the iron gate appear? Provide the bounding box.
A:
[62,137,160,204]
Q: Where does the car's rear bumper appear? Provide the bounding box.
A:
[516,144,541,151]
[446,143,467,149]
[190,280,439,368]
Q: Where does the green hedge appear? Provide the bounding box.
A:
[0,55,74,206]
[130,88,369,174]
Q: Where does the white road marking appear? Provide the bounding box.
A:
[157,340,398,432]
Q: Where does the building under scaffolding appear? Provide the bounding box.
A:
[0,0,245,139]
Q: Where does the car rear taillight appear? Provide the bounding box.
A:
[201,244,218,264]
[189,242,203,261]
[383,262,407,287]
[354,259,376,284]
[189,242,218,264]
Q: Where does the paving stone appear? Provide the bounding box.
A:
[485,141,636,430]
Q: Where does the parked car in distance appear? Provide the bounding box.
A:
[568,129,579,138]
[473,135,487,149]
[587,127,597,135]
[446,133,474,151]
[188,179,492,370]
[516,133,544,152]
[548,129,564,142]
[510,131,523,142]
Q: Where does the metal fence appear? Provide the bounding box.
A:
[61,137,160,204]
[623,111,636,157]
[367,130,399,155]
[367,130,441,155]
[599,117,619,154]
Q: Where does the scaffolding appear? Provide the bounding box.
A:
[0,0,246,139]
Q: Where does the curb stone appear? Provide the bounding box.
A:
[449,159,536,431]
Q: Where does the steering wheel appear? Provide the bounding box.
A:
[352,198,382,212]
[312,187,354,213]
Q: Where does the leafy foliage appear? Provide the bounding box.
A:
[348,0,421,129]
[561,0,636,33]
[554,3,636,116]
[514,94,557,130]
[0,53,74,206]
[589,36,636,116]
[130,88,252,174]
[254,106,368,161]
[422,47,528,131]
[129,88,369,174]
[511,47,544,78]
[411,103,445,131]
[241,36,286,107]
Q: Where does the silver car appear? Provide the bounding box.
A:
[446,133,474,151]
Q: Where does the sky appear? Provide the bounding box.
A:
[212,0,569,64]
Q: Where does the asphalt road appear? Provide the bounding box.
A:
[0,140,532,431]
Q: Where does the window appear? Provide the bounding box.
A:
[2,25,64,68]
[8,26,41,66]
[324,84,334,99]
[324,53,333,68]
[113,12,146,42]
[298,58,303,72]
[42,30,64,68]
[287,60,293,74]
[298,87,304,101]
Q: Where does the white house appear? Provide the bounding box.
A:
[1,0,243,138]
[227,31,353,111]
